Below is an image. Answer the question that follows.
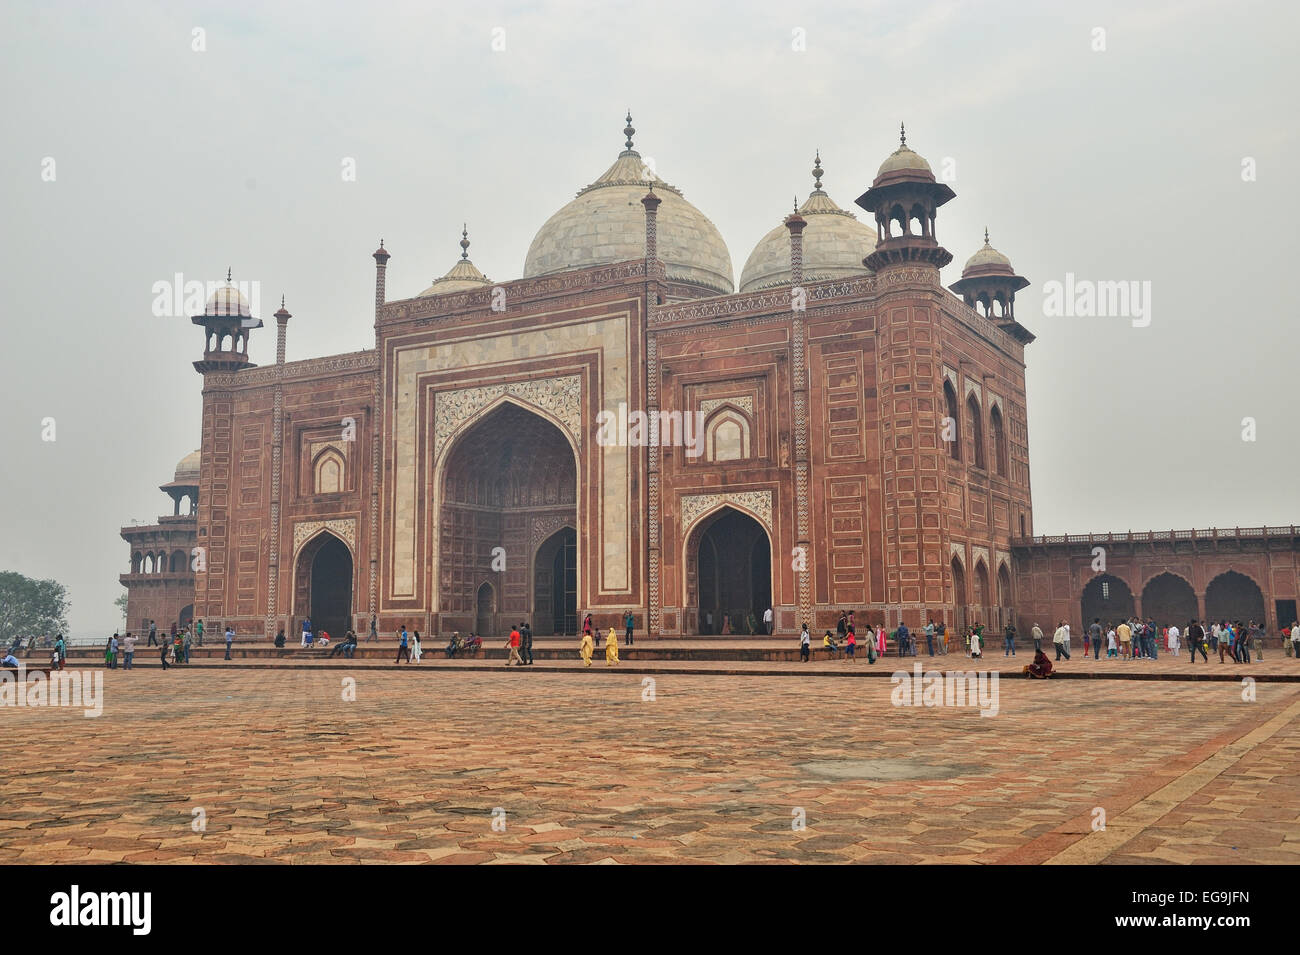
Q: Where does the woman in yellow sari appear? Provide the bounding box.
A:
[605,627,620,665]
[579,629,594,667]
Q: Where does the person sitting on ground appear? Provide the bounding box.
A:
[274,628,286,648]
[1024,648,1055,679]
[823,630,842,658]
[1,652,19,669]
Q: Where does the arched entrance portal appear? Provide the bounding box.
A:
[687,507,771,635]
[1205,571,1265,625]
[1142,573,1197,626]
[295,533,353,639]
[438,402,577,635]
[533,526,577,635]
[1080,574,1135,628]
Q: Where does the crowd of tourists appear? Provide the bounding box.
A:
[1040,616,1298,663]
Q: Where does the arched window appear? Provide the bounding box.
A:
[943,380,960,460]
[313,448,345,494]
[705,408,751,463]
[966,393,986,469]
[170,550,187,573]
[990,404,1008,477]
[131,552,142,574]
[143,554,154,574]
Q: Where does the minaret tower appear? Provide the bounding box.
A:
[949,229,1035,343]
[855,123,955,270]
[191,268,264,373]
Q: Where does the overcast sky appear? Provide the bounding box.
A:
[2,0,1296,635]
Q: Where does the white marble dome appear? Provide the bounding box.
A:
[962,235,1014,274]
[739,155,877,293]
[523,129,733,295]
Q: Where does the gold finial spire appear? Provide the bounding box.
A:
[226,266,232,283]
[460,223,470,260]
[984,226,990,245]
[812,150,823,191]
[900,122,907,148]
[624,111,635,151]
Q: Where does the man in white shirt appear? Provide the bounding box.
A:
[763,607,773,635]
[1053,621,1071,661]
[1167,624,1181,654]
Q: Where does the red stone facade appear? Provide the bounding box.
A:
[120,478,197,636]
[132,130,1296,642]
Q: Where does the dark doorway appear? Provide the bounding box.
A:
[1080,573,1135,629]
[308,535,352,638]
[476,581,496,637]
[1205,571,1265,625]
[533,526,577,635]
[1141,573,1197,626]
[1276,600,1297,630]
[693,508,771,635]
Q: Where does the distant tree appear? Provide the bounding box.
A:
[0,571,70,644]
[114,591,128,624]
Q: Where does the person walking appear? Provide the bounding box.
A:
[936,620,948,655]
[970,627,983,659]
[1053,621,1070,660]
[121,631,135,670]
[624,610,635,647]
[106,634,118,669]
[799,625,810,662]
[224,626,234,660]
[604,626,620,666]
[1291,621,1300,660]
[147,620,157,647]
[1117,619,1131,659]
[183,627,193,664]
[579,629,594,667]
[410,630,422,664]
[763,606,773,636]
[899,621,913,657]
[521,622,534,665]
[1250,621,1264,661]
[159,635,172,669]
[925,618,936,656]
[1089,618,1103,660]
[368,615,378,643]
[1187,619,1207,662]
[53,634,66,670]
[301,617,313,648]
[1004,622,1017,657]
[845,627,857,663]
[195,618,204,647]
[1031,622,1044,654]
[395,626,411,663]
[1167,623,1181,656]
[1106,625,1117,658]
[504,626,522,666]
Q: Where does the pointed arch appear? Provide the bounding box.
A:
[683,504,774,636]
[989,403,1007,477]
[966,393,986,469]
[943,379,960,460]
[704,405,752,462]
[312,446,346,494]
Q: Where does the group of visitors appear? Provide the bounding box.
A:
[503,622,534,666]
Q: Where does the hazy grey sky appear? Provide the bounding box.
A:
[2,0,1296,635]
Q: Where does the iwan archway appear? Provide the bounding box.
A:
[436,400,578,635]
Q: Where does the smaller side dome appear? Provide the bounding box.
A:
[874,123,936,181]
[418,226,493,297]
[205,269,251,317]
[961,230,1015,276]
[174,449,201,485]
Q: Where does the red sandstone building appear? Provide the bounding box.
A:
[119,451,199,634]
[119,119,1299,640]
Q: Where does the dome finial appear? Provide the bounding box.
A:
[812,150,823,191]
[984,226,990,246]
[460,223,470,260]
[226,266,232,284]
[900,122,907,147]
[281,294,285,307]
[624,110,635,151]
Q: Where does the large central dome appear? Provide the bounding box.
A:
[522,116,733,296]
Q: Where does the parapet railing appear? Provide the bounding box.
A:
[1012,526,1298,546]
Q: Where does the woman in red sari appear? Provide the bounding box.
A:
[1024,648,1055,678]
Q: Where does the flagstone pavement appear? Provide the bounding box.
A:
[2,668,1297,864]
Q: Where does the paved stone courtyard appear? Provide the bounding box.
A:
[3,667,1298,864]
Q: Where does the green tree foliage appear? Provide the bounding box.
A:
[0,571,70,644]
